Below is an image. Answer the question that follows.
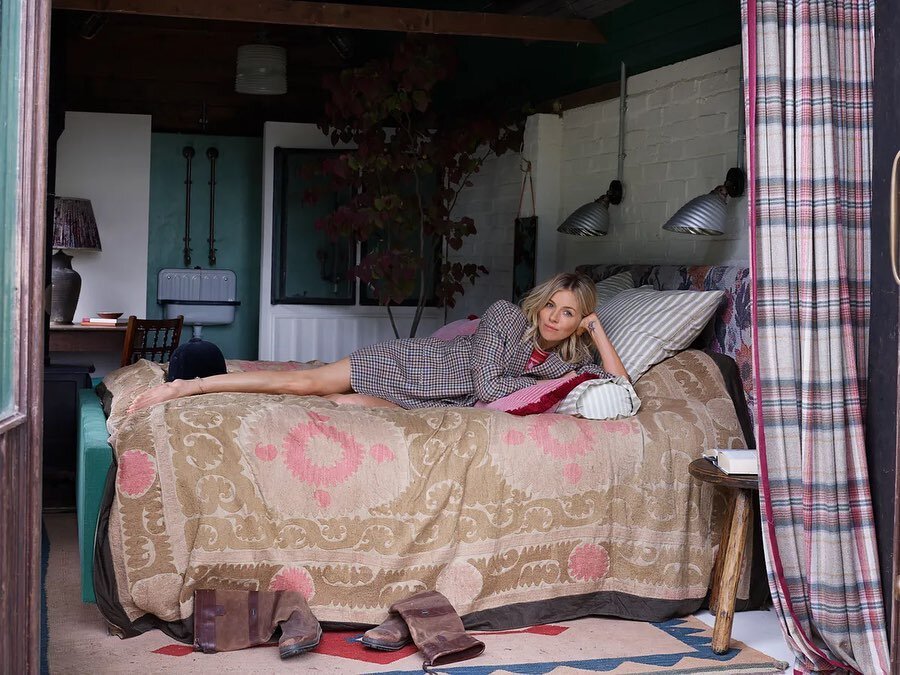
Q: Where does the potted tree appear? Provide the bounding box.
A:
[313,37,524,338]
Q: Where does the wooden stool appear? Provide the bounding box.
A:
[689,457,759,654]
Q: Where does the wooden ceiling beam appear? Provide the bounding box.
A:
[53,0,605,43]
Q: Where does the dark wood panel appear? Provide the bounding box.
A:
[54,0,606,43]
[49,325,126,352]
[869,0,900,649]
[50,0,738,136]
[65,74,327,101]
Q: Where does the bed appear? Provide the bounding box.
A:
[86,264,758,642]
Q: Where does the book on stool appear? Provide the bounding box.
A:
[701,448,758,475]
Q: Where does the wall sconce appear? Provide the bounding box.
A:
[558,63,628,238]
[235,44,287,95]
[50,196,101,324]
[557,180,624,236]
[661,168,746,236]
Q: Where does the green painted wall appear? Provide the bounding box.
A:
[443,0,741,111]
[343,0,740,114]
[146,134,262,360]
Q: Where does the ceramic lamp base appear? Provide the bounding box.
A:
[50,250,82,324]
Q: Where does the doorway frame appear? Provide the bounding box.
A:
[0,0,50,671]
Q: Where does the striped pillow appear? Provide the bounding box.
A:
[594,271,634,311]
[556,376,641,419]
[597,286,724,381]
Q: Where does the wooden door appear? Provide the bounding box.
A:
[0,0,50,672]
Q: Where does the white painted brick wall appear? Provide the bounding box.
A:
[559,45,747,270]
[446,149,523,320]
[448,45,748,319]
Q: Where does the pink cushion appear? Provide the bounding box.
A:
[430,317,480,341]
[475,372,599,415]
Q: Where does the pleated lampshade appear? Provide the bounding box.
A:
[52,196,101,251]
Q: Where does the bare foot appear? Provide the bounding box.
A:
[127,380,193,414]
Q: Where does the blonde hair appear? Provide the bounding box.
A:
[520,272,597,364]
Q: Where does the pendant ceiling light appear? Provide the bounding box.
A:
[558,62,627,237]
[235,44,287,95]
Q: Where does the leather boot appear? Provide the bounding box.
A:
[361,614,412,650]
[276,593,322,659]
[389,590,484,668]
[193,589,321,658]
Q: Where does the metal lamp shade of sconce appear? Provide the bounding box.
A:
[50,196,101,324]
[235,44,287,95]
[661,187,728,235]
[558,180,624,237]
[662,167,746,236]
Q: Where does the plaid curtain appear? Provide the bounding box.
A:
[743,1,889,672]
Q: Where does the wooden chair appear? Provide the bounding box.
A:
[120,315,184,368]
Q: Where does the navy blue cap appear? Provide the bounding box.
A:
[166,337,227,382]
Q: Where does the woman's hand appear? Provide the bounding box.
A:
[579,312,629,381]
[578,312,602,337]
[127,379,198,414]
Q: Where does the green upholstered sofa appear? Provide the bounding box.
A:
[76,386,113,603]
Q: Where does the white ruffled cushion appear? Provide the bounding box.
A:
[556,376,641,420]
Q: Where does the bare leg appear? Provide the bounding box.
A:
[128,358,353,413]
[325,393,401,409]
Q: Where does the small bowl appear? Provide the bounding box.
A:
[97,311,123,320]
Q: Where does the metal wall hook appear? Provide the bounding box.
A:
[207,147,219,266]
[182,146,195,267]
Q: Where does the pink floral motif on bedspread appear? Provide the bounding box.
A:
[254,443,277,461]
[116,450,156,498]
[527,416,594,458]
[269,566,315,599]
[283,416,366,487]
[568,543,611,581]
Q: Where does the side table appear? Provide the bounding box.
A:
[688,456,760,654]
[49,323,127,353]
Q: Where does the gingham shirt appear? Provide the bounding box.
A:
[349,300,611,409]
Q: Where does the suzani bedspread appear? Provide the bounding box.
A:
[97,349,747,637]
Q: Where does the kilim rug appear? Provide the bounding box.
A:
[45,514,787,674]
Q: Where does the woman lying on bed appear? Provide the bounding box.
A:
[128,271,628,413]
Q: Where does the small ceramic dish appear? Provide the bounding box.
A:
[97,311,123,320]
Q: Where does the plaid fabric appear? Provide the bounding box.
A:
[350,300,610,408]
[744,1,889,672]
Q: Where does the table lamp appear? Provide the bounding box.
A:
[50,196,101,324]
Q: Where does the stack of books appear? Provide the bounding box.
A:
[81,316,127,327]
[701,448,758,475]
